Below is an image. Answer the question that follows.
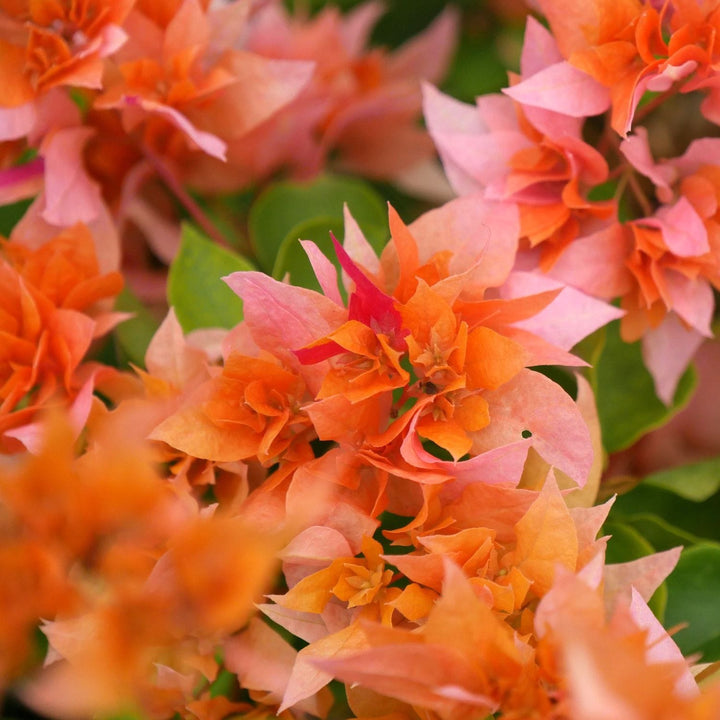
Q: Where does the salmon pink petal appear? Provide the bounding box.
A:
[409,196,519,289]
[470,369,593,488]
[628,588,699,699]
[663,271,714,336]
[300,241,342,305]
[0,102,36,142]
[163,0,209,58]
[422,84,523,196]
[646,60,697,93]
[280,526,354,588]
[620,128,676,190]
[433,130,530,193]
[645,196,710,257]
[4,376,96,452]
[258,603,330,644]
[387,7,458,84]
[604,547,681,608]
[122,195,181,264]
[642,313,705,405]
[40,128,104,226]
[339,1,384,55]
[341,205,380,276]
[545,223,634,299]
[316,643,496,716]
[223,271,345,384]
[125,96,227,160]
[279,623,369,713]
[500,271,624,351]
[520,16,564,77]
[422,82,488,136]
[503,61,611,117]
[516,17,584,138]
[145,309,209,388]
[216,53,315,137]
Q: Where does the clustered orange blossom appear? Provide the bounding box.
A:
[2,1,720,719]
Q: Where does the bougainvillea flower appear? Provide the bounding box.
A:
[0,0,132,109]
[226,200,606,488]
[607,130,720,401]
[424,19,617,270]
[0,223,123,430]
[151,351,316,465]
[535,0,720,135]
[217,0,457,185]
[94,0,314,171]
[534,557,702,718]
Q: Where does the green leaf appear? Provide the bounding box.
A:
[608,479,720,547]
[590,321,696,453]
[644,458,720,502]
[604,521,656,564]
[272,214,388,293]
[272,215,344,292]
[249,174,387,272]
[0,198,32,236]
[664,543,720,660]
[113,286,161,368]
[617,513,700,552]
[209,668,238,698]
[167,224,254,333]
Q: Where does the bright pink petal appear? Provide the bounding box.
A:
[333,234,406,347]
[628,588,699,699]
[300,240,343,305]
[40,127,104,225]
[0,102,36,142]
[503,61,610,118]
[520,16,564,77]
[544,223,634,299]
[223,271,346,389]
[500,271,624,351]
[642,313,706,405]
[620,128,675,190]
[0,158,44,205]
[664,270,714,336]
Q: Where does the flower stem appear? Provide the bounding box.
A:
[142,145,231,249]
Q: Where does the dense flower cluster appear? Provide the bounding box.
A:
[3,1,720,719]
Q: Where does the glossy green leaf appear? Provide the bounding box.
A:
[167,224,254,333]
[272,215,388,294]
[0,198,32,236]
[113,286,161,368]
[644,458,720,502]
[249,174,387,272]
[272,216,344,293]
[664,543,720,660]
[604,521,656,564]
[590,321,696,453]
[614,480,720,543]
